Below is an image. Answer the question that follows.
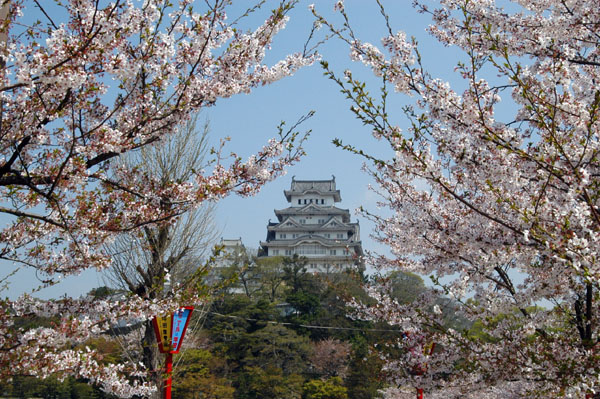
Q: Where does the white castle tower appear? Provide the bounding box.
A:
[259,176,363,273]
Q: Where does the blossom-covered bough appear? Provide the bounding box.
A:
[315,0,600,397]
[0,0,315,396]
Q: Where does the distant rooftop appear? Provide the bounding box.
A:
[284,176,341,202]
[220,238,244,247]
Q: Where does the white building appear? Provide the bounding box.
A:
[259,177,363,273]
[208,238,248,287]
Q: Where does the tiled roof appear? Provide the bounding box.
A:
[284,177,341,202]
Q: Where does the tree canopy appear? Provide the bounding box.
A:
[0,0,314,395]
[315,0,600,397]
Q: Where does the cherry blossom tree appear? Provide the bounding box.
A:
[315,0,600,397]
[0,0,314,396]
[309,338,351,379]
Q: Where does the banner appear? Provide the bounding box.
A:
[152,315,172,353]
[152,306,194,354]
[171,307,193,353]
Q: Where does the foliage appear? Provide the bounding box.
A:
[236,366,304,399]
[303,377,348,399]
[383,271,426,305]
[255,256,289,302]
[283,254,312,294]
[208,296,313,378]
[172,348,235,399]
[203,255,391,399]
[286,291,322,319]
[314,0,600,396]
[0,375,111,399]
[231,323,313,375]
[343,335,385,399]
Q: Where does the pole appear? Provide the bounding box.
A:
[416,387,423,399]
[164,352,173,399]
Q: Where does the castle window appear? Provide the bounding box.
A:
[304,199,307,204]
[285,249,293,255]
[337,233,344,239]
[325,233,330,238]
[329,249,336,255]
[279,233,287,239]
[273,249,280,255]
[321,199,325,204]
[318,219,325,224]
[297,244,326,255]
[298,199,301,204]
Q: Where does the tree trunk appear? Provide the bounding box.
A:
[142,320,164,399]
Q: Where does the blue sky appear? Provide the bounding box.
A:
[4,0,464,299]
[210,1,458,258]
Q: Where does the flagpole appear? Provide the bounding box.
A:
[165,352,173,399]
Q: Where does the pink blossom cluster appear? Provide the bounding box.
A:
[0,0,314,395]
[2,289,205,396]
[320,0,600,396]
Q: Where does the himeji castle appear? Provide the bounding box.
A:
[259,176,364,273]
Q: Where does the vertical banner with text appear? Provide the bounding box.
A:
[152,315,172,353]
[152,306,194,354]
[170,306,193,353]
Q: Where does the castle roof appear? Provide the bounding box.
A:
[260,235,363,254]
[274,205,350,222]
[267,217,357,231]
[284,176,341,202]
